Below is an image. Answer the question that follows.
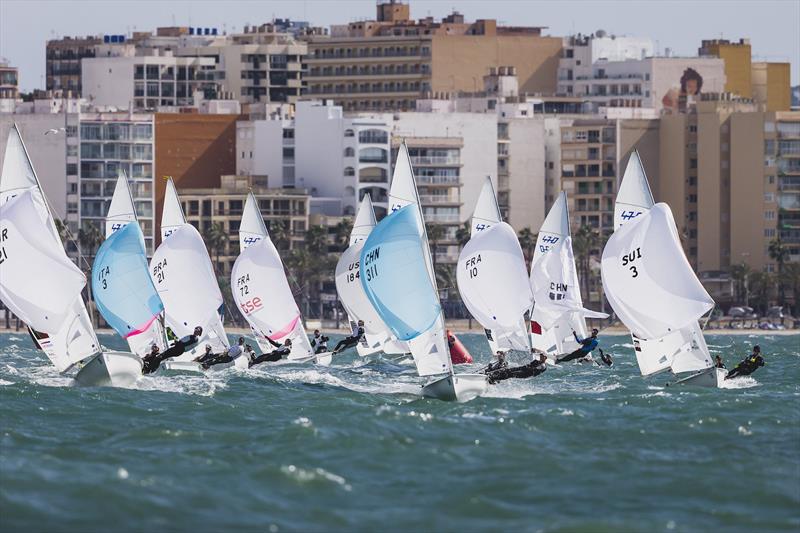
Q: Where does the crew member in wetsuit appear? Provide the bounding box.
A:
[142,326,203,374]
[310,329,322,350]
[714,355,725,369]
[193,344,215,365]
[331,320,365,355]
[559,329,600,363]
[198,337,246,370]
[249,337,293,367]
[481,351,508,374]
[313,335,329,354]
[725,345,764,380]
[599,348,613,367]
[487,352,547,384]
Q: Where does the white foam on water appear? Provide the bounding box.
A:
[280,464,352,492]
[0,378,13,386]
[134,374,226,397]
[719,376,759,389]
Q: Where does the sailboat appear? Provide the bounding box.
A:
[601,150,722,386]
[92,173,168,360]
[360,142,488,401]
[149,178,230,371]
[334,194,408,357]
[0,124,141,386]
[529,191,608,361]
[231,192,327,365]
[457,176,533,354]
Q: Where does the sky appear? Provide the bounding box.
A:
[1,0,798,91]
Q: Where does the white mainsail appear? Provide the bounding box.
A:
[232,192,315,359]
[105,171,138,237]
[470,177,502,236]
[529,191,605,356]
[0,125,101,372]
[335,194,406,356]
[151,178,228,360]
[613,150,654,230]
[603,152,713,377]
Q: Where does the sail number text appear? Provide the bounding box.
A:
[0,227,7,265]
[152,258,168,284]
[621,247,642,278]
[464,254,482,278]
[344,261,361,283]
[362,247,380,282]
[97,265,111,290]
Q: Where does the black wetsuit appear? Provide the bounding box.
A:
[487,359,547,384]
[332,326,365,354]
[249,336,291,367]
[200,345,244,370]
[311,334,328,354]
[599,349,613,367]
[481,359,508,374]
[559,332,599,363]
[725,354,764,380]
[142,334,199,374]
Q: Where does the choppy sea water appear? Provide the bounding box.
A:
[0,331,798,532]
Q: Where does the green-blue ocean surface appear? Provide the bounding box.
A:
[1,332,798,532]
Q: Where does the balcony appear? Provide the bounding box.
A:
[419,195,460,205]
[416,175,460,186]
[410,155,459,166]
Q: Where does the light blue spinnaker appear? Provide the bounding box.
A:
[360,204,440,341]
[92,222,163,340]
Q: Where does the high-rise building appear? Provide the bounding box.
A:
[46,35,102,94]
[303,1,561,112]
[0,62,19,106]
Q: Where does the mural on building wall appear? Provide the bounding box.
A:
[662,68,704,113]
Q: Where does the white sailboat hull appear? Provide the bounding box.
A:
[291,352,333,366]
[421,373,488,402]
[670,367,726,388]
[74,351,142,388]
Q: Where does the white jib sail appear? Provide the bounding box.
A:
[149,224,228,358]
[457,222,533,352]
[1,126,100,371]
[232,237,314,360]
[601,203,714,372]
[614,150,654,230]
[105,171,137,237]
[471,176,502,236]
[386,142,451,375]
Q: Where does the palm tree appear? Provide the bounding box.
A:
[426,223,446,269]
[204,222,228,274]
[768,238,789,306]
[572,225,598,299]
[333,218,353,251]
[269,220,291,251]
[285,225,334,317]
[77,222,103,259]
[54,218,69,242]
[455,221,471,247]
[780,262,800,316]
[517,227,537,269]
[730,262,752,305]
[747,271,773,315]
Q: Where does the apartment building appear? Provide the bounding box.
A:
[699,38,792,111]
[178,174,310,275]
[77,112,156,253]
[303,1,561,111]
[0,62,18,103]
[181,26,307,105]
[46,35,102,94]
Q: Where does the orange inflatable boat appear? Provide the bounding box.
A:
[446,330,473,364]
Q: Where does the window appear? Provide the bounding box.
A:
[344,129,355,137]
[66,163,77,175]
[765,211,775,220]
[282,147,294,159]
[765,193,774,202]
[344,147,355,157]
[765,228,776,237]
[690,158,697,169]
[344,167,355,176]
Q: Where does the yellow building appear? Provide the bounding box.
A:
[751,62,792,112]
[303,1,561,111]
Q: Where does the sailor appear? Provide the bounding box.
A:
[314,335,330,354]
[310,329,322,349]
[193,344,215,365]
[599,348,613,367]
[482,351,508,374]
[559,329,600,363]
[487,352,547,384]
[725,345,764,380]
[714,355,725,369]
[249,337,293,367]
[199,337,246,370]
[331,320,365,355]
[142,326,203,374]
